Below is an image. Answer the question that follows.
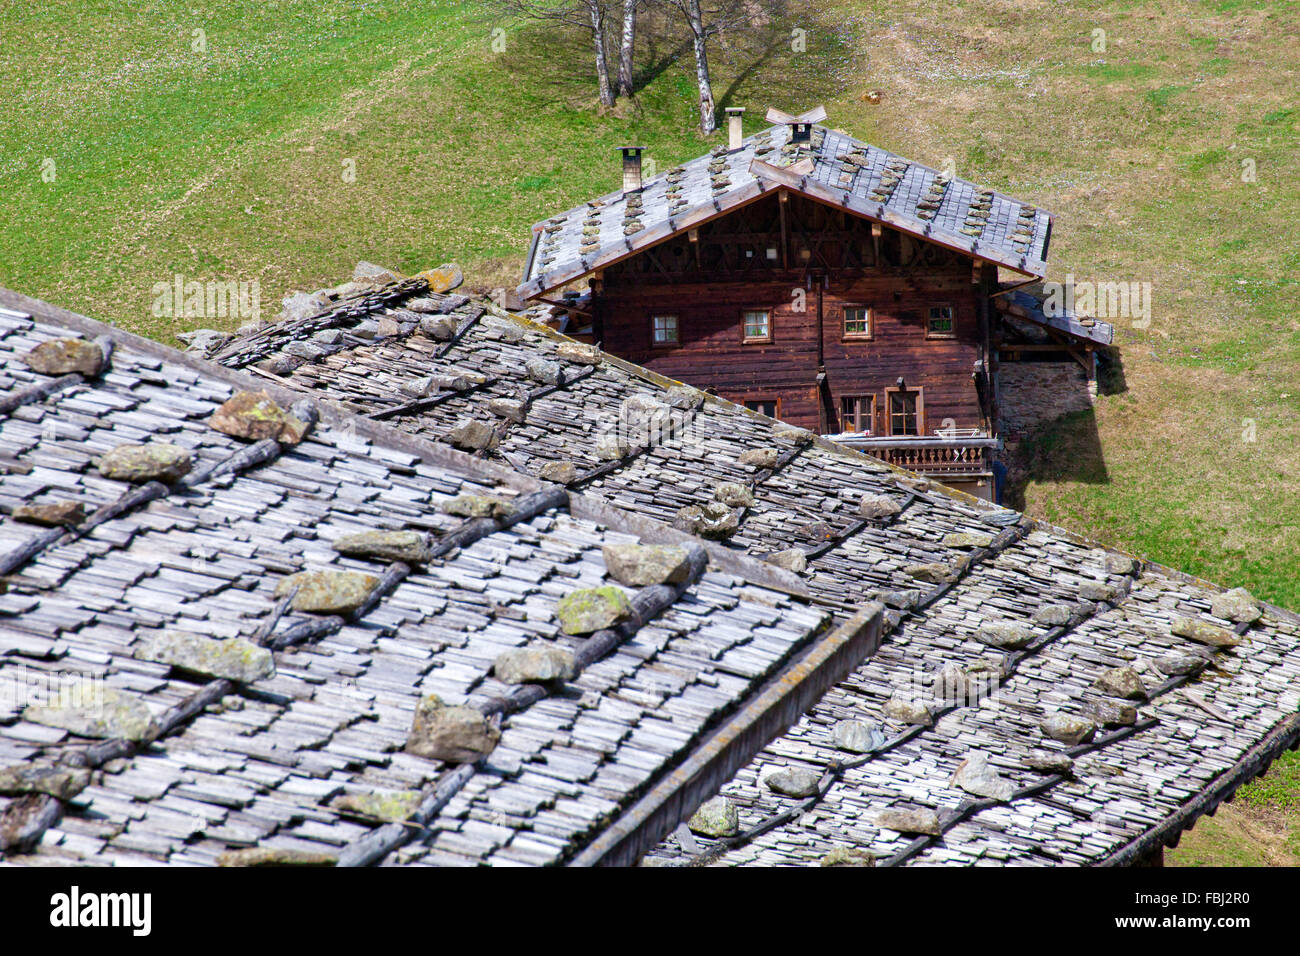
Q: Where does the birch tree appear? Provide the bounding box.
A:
[617,0,641,99]
[658,0,750,134]
[500,1,617,108]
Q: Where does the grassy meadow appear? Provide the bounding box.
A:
[1,0,1297,864]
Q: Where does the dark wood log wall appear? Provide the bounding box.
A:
[593,193,987,435]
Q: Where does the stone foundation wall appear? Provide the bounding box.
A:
[997,360,1097,446]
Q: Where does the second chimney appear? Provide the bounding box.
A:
[726,107,746,151]
[620,146,644,195]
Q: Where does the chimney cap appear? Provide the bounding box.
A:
[765,105,827,125]
[725,106,746,115]
[618,145,645,155]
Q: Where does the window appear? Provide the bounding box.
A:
[843,306,872,339]
[927,305,955,338]
[744,399,779,418]
[651,314,679,346]
[887,389,921,436]
[742,309,771,343]
[840,395,874,434]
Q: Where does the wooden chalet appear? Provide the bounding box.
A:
[517,107,1112,501]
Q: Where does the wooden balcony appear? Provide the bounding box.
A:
[826,432,998,477]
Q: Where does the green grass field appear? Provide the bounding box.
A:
[2,0,1297,864]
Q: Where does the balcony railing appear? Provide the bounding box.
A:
[825,432,998,476]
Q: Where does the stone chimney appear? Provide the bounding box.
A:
[620,147,644,195]
[726,107,745,151]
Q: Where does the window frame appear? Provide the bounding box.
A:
[649,312,680,348]
[841,305,874,342]
[884,387,925,436]
[743,398,781,419]
[839,394,875,434]
[926,304,957,340]
[741,308,773,344]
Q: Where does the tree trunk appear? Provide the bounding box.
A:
[683,0,716,133]
[589,1,616,107]
[617,0,638,98]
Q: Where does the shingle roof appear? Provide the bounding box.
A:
[0,289,869,867]
[6,280,1300,867]
[518,121,1053,301]
[998,289,1114,346]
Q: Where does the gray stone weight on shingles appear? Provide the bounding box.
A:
[525,357,562,385]
[906,562,955,585]
[408,294,469,314]
[421,262,464,294]
[773,424,814,446]
[218,847,338,867]
[665,384,704,410]
[859,492,902,519]
[276,569,379,615]
[1210,587,1261,624]
[0,764,92,800]
[25,687,158,742]
[96,442,193,484]
[764,767,822,798]
[557,342,601,366]
[135,632,274,683]
[1040,713,1096,745]
[311,328,345,345]
[688,796,739,838]
[177,329,230,355]
[493,646,576,685]
[442,493,515,518]
[488,398,526,423]
[974,621,1033,650]
[821,847,876,867]
[884,693,933,726]
[601,543,691,587]
[419,315,458,341]
[1085,699,1138,727]
[12,500,85,527]
[448,419,498,452]
[208,390,309,445]
[831,719,886,754]
[406,695,500,763]
[1171,616,1242,648]
[713,482,755,508]
[21,338,105,376]
[282,340,326,361]
[932,662,976,702]
[332,530,433,564]
[950,752,1016,801]
[1032,603,1074,627]
[765,548,808,573]
[621,394,670,426]
[875,807,943,836]
[1105,553,1138,575]
[674,501,739,540]
[1023,752,1075,775]
[595,434,631,461]
[1093,665,1148,700]
[278,290,331,323]
[1154,650,1210,676]
[1079,580,1121,602]
[942,531,994,549]
[537,461,577,484]
[330,790,423,822]
[874,588,921,609]
[556,585,632,635]
[738,447,780,469]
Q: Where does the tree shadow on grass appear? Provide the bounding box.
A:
[1002,406,1109,512]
